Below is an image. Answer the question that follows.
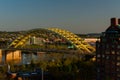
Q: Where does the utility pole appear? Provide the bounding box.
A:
[42,68,44,80]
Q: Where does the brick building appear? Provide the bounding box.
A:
[96,18,120,80]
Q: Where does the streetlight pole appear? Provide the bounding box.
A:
[42,68,44,80]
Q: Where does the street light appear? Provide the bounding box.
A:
[42,68,44,80]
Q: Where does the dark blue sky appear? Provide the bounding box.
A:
[0,0,120,33]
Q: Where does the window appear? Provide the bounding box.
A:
[106,56,109,59]
[106,44,109,49]
[118,45,120,49]
[105,51,110,54]
[117,62,120,66]
[102,54,105,58]
[112,51,115,54]
[117,74,120,77]
[97,69,100,72]
[116,68,120,71]
[112,45,115,48]
[97,54,100,58]
[117,57,120,60]
[117,52,120,54]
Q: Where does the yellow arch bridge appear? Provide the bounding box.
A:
[8,28,95,53]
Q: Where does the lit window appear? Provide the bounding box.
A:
[117,62,120,66]
[106,56,109,59]
[105,51,110,54]
[106,45,109,48]
[117,57,120,60]
[118,45,120,49]
[117,52,120,54]
[117,74,120,77]
[97,54,100,58]
[112,51,115,54]
[97,69,100,72]
[102,55,105,58]
[112,45,115,48]
[116,68,120,71]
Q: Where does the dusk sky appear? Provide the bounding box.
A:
[0,0,120,33]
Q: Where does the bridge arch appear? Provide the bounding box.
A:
[8,28,95,53]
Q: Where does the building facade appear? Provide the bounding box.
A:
[96,18,120,80]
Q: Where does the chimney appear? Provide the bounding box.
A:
[110,18,118,26]
[118,18,120,25]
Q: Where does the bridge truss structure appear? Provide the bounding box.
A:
[8,28,95,53]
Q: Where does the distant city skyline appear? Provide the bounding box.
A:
[0,0,120,33]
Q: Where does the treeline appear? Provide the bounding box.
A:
[0,54,96,80]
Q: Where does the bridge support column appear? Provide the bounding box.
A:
[1,50,7,64]
[21,51,32,64]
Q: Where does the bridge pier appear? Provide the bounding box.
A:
[21,51,32,64]
[21,51,38,64]
[1,50,6,64]
[0,49,39,65]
